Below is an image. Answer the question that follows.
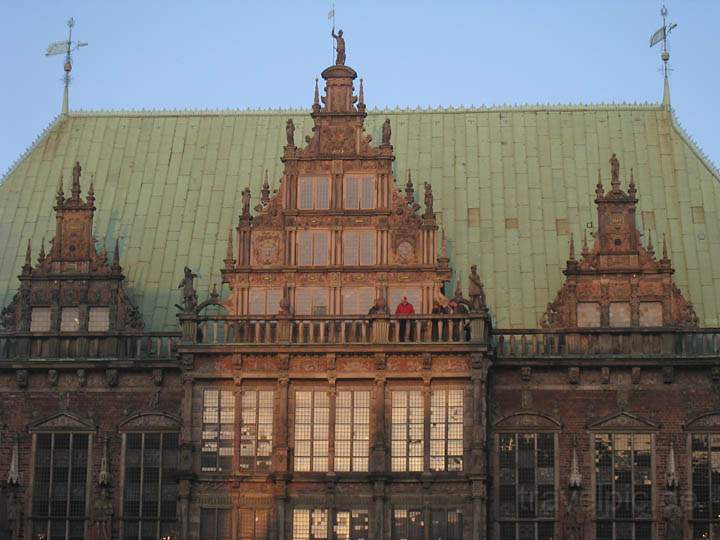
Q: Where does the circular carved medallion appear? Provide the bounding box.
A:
[397,241,414,263]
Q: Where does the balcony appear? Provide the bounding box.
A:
[0,331,180,361]
[180,314,489,347]
[494,328,720,359]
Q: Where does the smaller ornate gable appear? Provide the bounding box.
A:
[683,411,720,431]
[492,411,562,431]
[118,411,181,432]
[587,411,659,431]
[541,154,698,329]
[28,412,96,432]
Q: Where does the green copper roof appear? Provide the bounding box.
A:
[1,105,719,330]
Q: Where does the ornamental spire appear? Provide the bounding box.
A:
[568,232,576,262]
[405,169,415,205]
[56,175,65,205]
[358,78,365,110]
[38,238,46,263]
[112,239,121,272]
[7,437,19,485]
[647,230,654,257]
[569,437,582,488]
[71,161,82,200]
[581,229,589,257]
[595,169,604,198]
[224,228,235,270]
[261,170,270,205]
[628,168,637,198]
[313,78,320,112]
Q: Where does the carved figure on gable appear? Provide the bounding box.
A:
[610,153,620,186]
[468,265,487,312]
[423,182,434,218]
[177,267,198,312]
[331,28,346,65]
[286,118,295,147]
[241,187,252,218]
[381,118,391,146]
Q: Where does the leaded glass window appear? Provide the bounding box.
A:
[294,391,330,472]
[334,510,369,540]
[391,390,424,472]
[201,389,235,473]
[595,433,653,540]
[298,176,331,210]
[239,508,270,540]
[430,509,463,540]
[292,508,329,539]
[691,433,720,539]
[497,433,556,540]
[335,390,370,472]
[392,509,424,540]
[31,433,89,540]
[122,432,179,540]
[199,508,231,540]
[430,389,464,471]
[240,390,274,472]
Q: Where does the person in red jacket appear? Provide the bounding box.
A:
[395,296,415,341]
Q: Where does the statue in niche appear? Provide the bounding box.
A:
[331,28,346,65]
[662,491,683,540]
[468,265,487,312]
[286,118,295,147]
[90,486,113,540]
[382,118,391,145]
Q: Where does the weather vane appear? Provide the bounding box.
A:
[46,17,88,115]
[649,5,677,79]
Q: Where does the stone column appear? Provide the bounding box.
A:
[469,354,490,540]
[274,374,290,540]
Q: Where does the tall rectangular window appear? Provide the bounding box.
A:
[341,287,375,315]
[595,433,652,540]
[430,389,464,472]
[31,433,89,540]
[391,390,424,472]
[334,510,369,540]
[292,509,329,540]
[392,509,424,540]
[239,508,270,540]
[240,390,274,472]
[294,391,329,472]
[430,509,463,540]
[295,287,330,316]
[248,288,284,316]
[388,288,423,314]
[60,307,80,332]
[122,432,179,540]
[298,176,330,210]
[199,508,231,540]
[88,307,110,331]
[297,230,330,266]
[30,307,52,332]
[335,390,370,472]
[497,433,556,540]
[342,230,376,266]
[344,175,375,210]
[201,390,235,473]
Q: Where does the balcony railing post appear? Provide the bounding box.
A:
[371,316,389,344]
[276,315,292,344]
[470,317,486,344]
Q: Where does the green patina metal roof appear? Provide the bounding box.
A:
[1,105,719,330]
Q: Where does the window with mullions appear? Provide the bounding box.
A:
[292,508,329,540]
[334,510,369,540]
[199,508,231,540]
[595,433,653,540]
[298,176,331,210]
[430,509,463,540]
[335,390,370,472]
[294,391,330,472]
[343,175,375,210]
[430,389,464,472]
[391,390,424,472]
[497,433,555,540]
[392,509,424,540]
[240,390,274,472]
[31,433,89,540]
[691,433,720,539]
[238,508,270,540]
[122,432,179,540]
[201,389,235,473]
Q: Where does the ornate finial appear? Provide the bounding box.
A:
[666,440,678,489]
[313,78,320,111]
[38,237,46,263]
[7,436,20,485]
[650,5,677,110]
[628,168,637,197]
[662,233,669,261]
[405,169,415,205]
[24,239,32,268]
[211,283,219,299]
[261,170,270,204]
[647,230,655,257]
[98,437,110,487]
[224,228,235,270]
[568,233,576,261]
[71,161,82,199]
[112,238,121,271]
[440,228,448,258]
[46,17,88,115]
[609,153,620,192]
[358,78,365,108]
[331,28,346,65]
[595,169,604,198]
[423,182,434,218]
[87,176,95,204]
[569,436,582,488]
[582,229,589,257]
[56,174,65,205]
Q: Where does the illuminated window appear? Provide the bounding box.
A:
[121,432,179,540]
[334,510,369,540]
[343,230,375,265]
[201,390,235,473]
[430,509,463,540]
[690,434,720,539]
[240,390,273,472]
[31,433,90,540]
[200,508,231,540]
[238,509,269,540]
[344,175,375,210]
[392,509,424,540]
[297,230,330,266]
[60,307,80,332]
[298,176,330,210]
[335,390,370,472]
[248,288,284,316]
[391,390,424,472]
[30,307,52,332]
[595,433,652,540]
[292,508,328,540]
[295,287,330,316]
[341,287,375,315]
[497,433,556,540]
[294,391,329,472]
[88,307,110,331]
[430,389,464,472]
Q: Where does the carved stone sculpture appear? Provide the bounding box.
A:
[105,369,118,388]
[15,370,27,389]
[90,487,113,540]
[423,182,434,218]
[662,491,683,540]
[381,118,391,145]
[76,369,87,387]
[331,28,346,65]
[468,265,487,312]
[610,152,620,187]
[177,267,198,313]
[286,118,295,147]
[563,488,586,540]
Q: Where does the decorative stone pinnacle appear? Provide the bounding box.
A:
[71,161,82,200]
[224,228,235,269]
[595,169,604,198]
[38,237,46,263]
[24,239,32,267]
[7,437,20,486]
[582,229,589,257]
[112,239,121,270]
[261,170,270,204]
[358,78,365,109]
[569,437,582,488]
[569,233,576,261]
[405,169,415,204]
[647,230,654,257]
[662,233,669,260]
[313,78,320,111]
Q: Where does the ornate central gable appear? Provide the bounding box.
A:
[220,39,451,317]
[541,154,698,329]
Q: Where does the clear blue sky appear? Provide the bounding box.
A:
[1,1,718,175]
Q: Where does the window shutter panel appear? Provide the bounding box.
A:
[297,232,313,266]
[313,231,329,266]
[312,288,329,315]
[344,176,359,209]
[343,231,359,265]
[361,176,375,209]
[248,289,266,315]
[295,288,313,316]
[359,231,375,265]
[315,177,330,209]
[298,177,313,209]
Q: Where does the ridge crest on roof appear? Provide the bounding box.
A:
[671,110,720,181]
[1,114,61,185]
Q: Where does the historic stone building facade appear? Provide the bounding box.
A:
[1,41,720,540]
